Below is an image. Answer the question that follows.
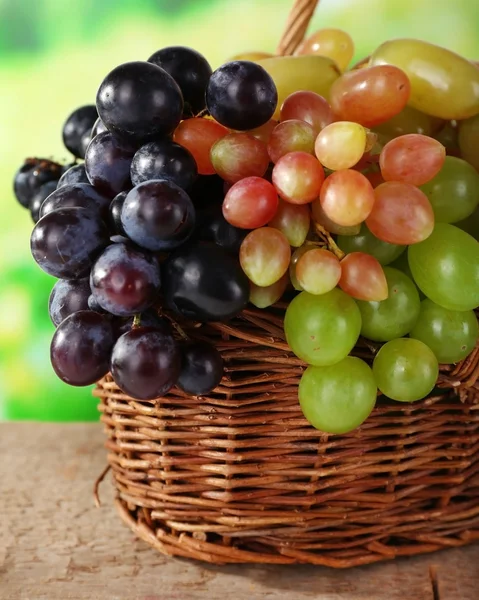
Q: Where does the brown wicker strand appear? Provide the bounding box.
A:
[276,0,319,56]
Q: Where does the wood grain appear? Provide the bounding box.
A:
[0,422,478,600]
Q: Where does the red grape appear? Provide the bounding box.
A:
[311,199,361,235]
[268,119,316,163]
[174,117,229,175]
[272,151,325,204]
[268,198,310,247]
[320,170,375,226]
[210,132,269,183]
[280,91,334,135]
[223,177,278,229]
[339,252,388,301]
[240,227,291,286]
[247,119,278,143]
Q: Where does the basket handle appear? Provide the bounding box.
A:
[276,0,320,56]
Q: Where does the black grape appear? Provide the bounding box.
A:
[121,180,195,251]
[111,326,181,400]
[206,61,277,130]
[85,131,135,197]
[91,117,107,138]
[90,243,161,316]
[50,311,115,386]
[178,341,224,395]
[30,181,58,223]
[162,242,249,321]
[62,105,98,158]
[39,182,111,220]
[13,158,62,208]
[196,204,248,253]
[148,46,212,116]
[130,140,197,190]
[57,164,90,188]
[30,207,109,279]
[49,278,91,326]
[109,191,128,236]
[96,61,183,144]
[114,310,172,338]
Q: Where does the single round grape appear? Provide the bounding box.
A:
[373,105,443,139]
[285,289,362,366]
[337,223,405,266]
[196,204,248,253]
[373,338,439,402]
[49,278,91,327]
[296,28,354,71]
[419,156,479,224]
[29,181,58,223]
[111,326,181,400]
[85,132,135,198]
[177,341,224,396]
[51,311,115,386]
[87,294,106,313]
[380,134,446,186]
[296,248,341,295]
[280,91,333,135]
[311,199,361,236]
[56,164,90,189]
[90,243,161,316]
[162,242,249,321]
[31,207,109,279]
[366,182,434,245]
[206,61,278,130]
[272,151,325,204]
[410,299,478,364]
[331,65,410,128]
[299,357,377,434]
[339,252,388,302]
[408,223,479,311]
[223,177,278,229]
[458,113,479,171]
[249,272,289,308]
[96,61,183,143]
[91,117,107,138]
[173,117,229,175]
[315,121,366,171]
[268,199,310,247]
[319,170,375,227]
[130,140,197,190]
[13,158,62,208]
[211,133,269,183]
[148,46,212,116]
[240,228,291,287]
[247,119,278,144]
[62,105,98,158]
[39,182,111,220]
[356,267,420,342]
[109,191,127,236]
[267,120,315,163]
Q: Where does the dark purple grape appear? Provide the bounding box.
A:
[30,180,58,223]
[90,243,161,316]
[96,61,183,144]
[39,182,111,220]
[196,204,248,253]
[79,129,93,158]
[87,294,108,313]
[162,242,249,321]
[57,164,90,188]
[91,117,107,138]
[206,61,277,130]
[85,131,135,198]
[178,341,224,395]
[31,207,109,279]
[49,278,91,326]
[62,105,98,158]
[121,180,195,251]
[109,191,127,236]
[188,174,225,208]
[13,158,62,208]
[111,326,180,399]
[130,140,197,190]
[148,46,212,116]
[50,310,115,386]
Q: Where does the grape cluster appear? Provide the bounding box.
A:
[13,33,479,432]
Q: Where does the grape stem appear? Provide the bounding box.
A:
[132,314,142,328]
[313,223,345,260]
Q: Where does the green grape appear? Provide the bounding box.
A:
[299,357,377,434]
[356,267,420,342]
[409,299,478,364]
[419,156,479,224]
[372,338,439,402]
[390,252,426,300]
[284,289,361,366]
[408,223,479,311]
[337,223,406,266]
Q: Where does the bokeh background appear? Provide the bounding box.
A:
[1,0,478,421]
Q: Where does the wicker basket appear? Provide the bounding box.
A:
[93,0,479,567]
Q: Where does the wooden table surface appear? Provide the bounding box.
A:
[1,422,478,600]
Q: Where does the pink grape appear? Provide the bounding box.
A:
[240,227,291,287]
[211,132,270,183]
[174,117,229,175]
[223,177,279,229]
[339,252,388,301]
[247,119,278,144]
[268,198,310,247]
[280,91,334,135]
[272,151,325,204]
[379,134,446,186]
[320,170,375,227]
[311,199,361,235]
[366,182,435,245]
[315,121,367,170]
[296,248,341,295]
[268,120,316,163]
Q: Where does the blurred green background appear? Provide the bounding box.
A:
[1,0,478,421]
